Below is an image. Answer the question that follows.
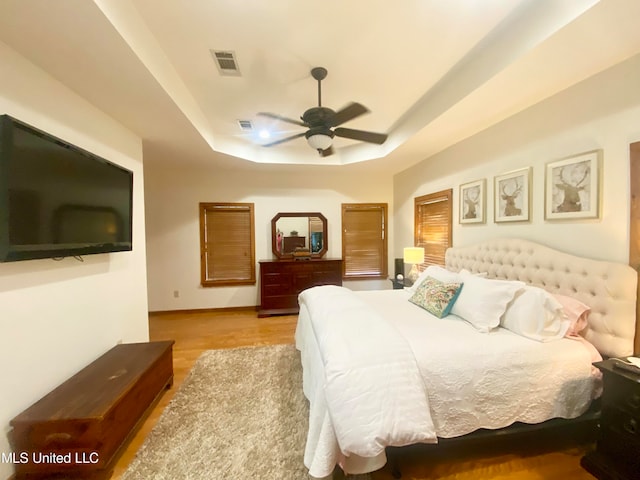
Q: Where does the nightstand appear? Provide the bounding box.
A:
[581,358,640,479]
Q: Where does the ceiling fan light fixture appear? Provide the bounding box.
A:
[306,133,333,151]
[258,67,386,157]
[258,129,270,139]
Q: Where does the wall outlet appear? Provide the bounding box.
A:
[173,290,180,298]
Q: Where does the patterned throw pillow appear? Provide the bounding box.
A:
[408,276,463,318]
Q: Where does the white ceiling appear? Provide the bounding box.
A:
[1,0,640,174]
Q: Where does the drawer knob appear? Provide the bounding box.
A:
[623,418,638,435]
[629,393,640,409]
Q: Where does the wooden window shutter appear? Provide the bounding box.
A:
[414,189,452,267]
[342,203,388,279]
[199,203,255,286]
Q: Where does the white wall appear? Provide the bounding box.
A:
[144,166,394,311]
[0,42,149,479]
[394,53,640,264]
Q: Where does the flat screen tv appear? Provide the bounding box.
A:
[0,115,133,262]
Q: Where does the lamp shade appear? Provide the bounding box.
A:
[403,247,424,264]
[307,133,333,151]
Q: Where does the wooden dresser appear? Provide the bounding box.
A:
[258,258,342,317]
[581,358,640,479]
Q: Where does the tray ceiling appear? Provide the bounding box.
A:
[1,0,640,173]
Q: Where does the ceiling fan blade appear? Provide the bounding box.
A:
[334,127,388,145]
[262,132,306,147]
[327,102,369,127]
[320,146,334,157]
[257,112,307,127]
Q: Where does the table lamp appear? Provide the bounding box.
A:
[403,247,425,284]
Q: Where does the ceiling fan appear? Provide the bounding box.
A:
[258,67,388,157]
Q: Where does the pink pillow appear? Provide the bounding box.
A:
[552,294,591,337]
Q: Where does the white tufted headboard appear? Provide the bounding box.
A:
[445,238,638,358]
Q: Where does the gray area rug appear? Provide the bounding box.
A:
[122,344,312,480]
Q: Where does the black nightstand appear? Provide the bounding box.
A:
[581,358,640,479]
[389,277,408,290]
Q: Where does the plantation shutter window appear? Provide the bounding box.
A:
[414,189,452,267]
[199,203,256,287]
[342,203,388,279]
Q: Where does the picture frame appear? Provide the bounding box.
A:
[545,150,601,220]
[459,179,485,224]
[494,167,531,223]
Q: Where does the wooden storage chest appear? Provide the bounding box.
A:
[9,340,174,479]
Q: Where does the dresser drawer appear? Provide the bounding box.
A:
[599,422,640,477]
[260,262,284,274]
[602,372,640,416]
[263,284,292,297]
[602,407,640,439]
[261,293,298,310]
[313,270,342,285]
[262,272,291,287]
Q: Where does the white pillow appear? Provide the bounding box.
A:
[451,272,524,332]
[501,286,570,342]
[460,268,488,278]
[406,265,460,293]
[552,293,591,337]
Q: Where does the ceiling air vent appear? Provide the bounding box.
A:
[211,50,241,76]
[237,120,253,131]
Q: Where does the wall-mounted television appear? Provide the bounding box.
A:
[0,115,133,262]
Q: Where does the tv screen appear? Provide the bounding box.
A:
[0,115,133,262]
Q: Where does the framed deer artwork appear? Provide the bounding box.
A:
[494,167,531,223]
[545,150,601,220]
[459,179,485,224]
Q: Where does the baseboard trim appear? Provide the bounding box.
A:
[149,306,259,315]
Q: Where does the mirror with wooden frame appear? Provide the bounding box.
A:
[271,212,327,259]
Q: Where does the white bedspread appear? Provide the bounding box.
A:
[296,286,601,478]
[297,286,436,477]
[361,289,600,437]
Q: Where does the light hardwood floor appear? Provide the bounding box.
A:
[111,309,596,480]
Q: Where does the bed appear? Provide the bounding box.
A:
[294,238,638,479]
